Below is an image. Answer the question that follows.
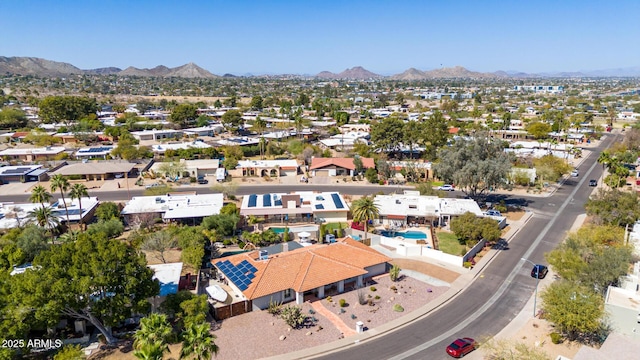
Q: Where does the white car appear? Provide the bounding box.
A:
[570,170,579,177]
[438,184,455,191]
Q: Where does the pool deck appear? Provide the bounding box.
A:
[376,226,435,249]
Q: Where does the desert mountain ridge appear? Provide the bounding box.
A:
[0,56,638,78]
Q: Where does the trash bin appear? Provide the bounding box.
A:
[356,321,364,333]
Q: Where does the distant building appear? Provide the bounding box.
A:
[0,165,48,183]
[131,129,184,141]
[513,85,564,94]
[604,262,640,339]
[121,193,224,225]
[0,146,66,162]
[240,191,349,224]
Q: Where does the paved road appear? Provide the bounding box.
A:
[311,134,616,360]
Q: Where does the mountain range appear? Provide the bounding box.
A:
[1,56,638,79]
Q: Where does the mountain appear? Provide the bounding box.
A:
[165,63,218,78]
[584,66,640,77]
[119,65,171,77]
[0,56,83,76]
[391,66,499,79]
[390,67,427,80]
[316,66,381,79]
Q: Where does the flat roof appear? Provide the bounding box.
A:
[122,193,224,220]
[151,141,211,153]
[51,162,136,176]
[236,159,299,169]
[0,146,66,156]
[374,192,483,218]
[240,191,349,216]
[149,262,183,296]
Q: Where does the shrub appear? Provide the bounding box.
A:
[550,332,563,344]
[339,299,347,307]
[374,295,380,300]
[393,304,404,312]
[389,264,401,282]
[326,296,332,303]
[390,285,397,292]
[463,261,473,269]
[267,298,282,316]
[279,305,307,329]
[370,286,377,292]
[351,314,357,319]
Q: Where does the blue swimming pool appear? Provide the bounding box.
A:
[380,230,427,239]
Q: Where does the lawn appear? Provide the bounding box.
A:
[436,231,466,256]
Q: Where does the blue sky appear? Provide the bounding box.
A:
[1,0,638,75]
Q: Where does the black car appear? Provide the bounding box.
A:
[197,176,209,184]
[589,179,597,186]
[531,264,548,279]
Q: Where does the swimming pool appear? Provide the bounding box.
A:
[380,230,427,239]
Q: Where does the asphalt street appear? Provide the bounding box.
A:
[310,133,616,360]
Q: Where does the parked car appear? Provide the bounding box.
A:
[589,179,598,187]
[485,210,502,217]
[145,183,160,189]
[446,337,477,358]
[570,170,579,177]
[438,184,455,191]
[531,264,548,279]
[197,176,209,185]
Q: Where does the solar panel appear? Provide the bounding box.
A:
[247,263,257,273]
[263,194,272,207]
[248,194,257,208]
[247,272,255,279]
[315,204,324,209]
[274,199,282,206]
[238,283,248,291]
[331,193,345,209]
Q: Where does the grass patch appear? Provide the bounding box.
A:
[436,231,466,255]
[324,222,348,233]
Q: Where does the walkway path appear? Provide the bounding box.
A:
[310,301,356,337]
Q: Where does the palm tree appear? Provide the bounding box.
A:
[351,196,380,246]
[254,116,267,160]
[134,313,173,350]
[50,174,71,226]
[30,185,52,207]
[180,323,219,360]
[133,342,168,360]
[597,151,612,171]
[69,183,89,230]
[28,206,60,242]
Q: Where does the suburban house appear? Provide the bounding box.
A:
[121,193,224,225]
[0,146,67,162]
[74,146,114,160]
[604,261,640,339]
[150,141,211,155]
[239,191,349,225]
[211,237,391,311]
[388,161,433,180]
[132,129,184,141]
[183,124,225,137]
[373,191,484,228]
[318,132,369,150]
[232,159,299,178]
[50,161,138,181]
[0,197,100,229]
[0,165,48,183]
[309,157,375,177]
[150,159,220,179]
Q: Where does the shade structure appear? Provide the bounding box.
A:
[298,231,311,238]
[205,285,228,303]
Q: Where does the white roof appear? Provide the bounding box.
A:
[131,129,182,136]
[0,165,43,176]
[151,141,211,153]
[0,146,66,156]
[0,197,99,229]
[374,192,483,218]
[183,124,224,134]
[149,262,183,296]
[240,191,349,216]
[236,159,299,169]
[122,193,224,220]
[216,137,261,146]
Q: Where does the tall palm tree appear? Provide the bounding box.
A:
[134,313,173,350]
[254,116,267,160]
[28,206,60,242]
[30,185,52,207]
[50,174,70,226]
[351,196,380,246]
[133,342,168,360]
[597,151,612,171]
[69,183,89,230]
[180,323,219,360]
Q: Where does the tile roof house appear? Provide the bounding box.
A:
[309,157,375,177]
[211,237,391,311]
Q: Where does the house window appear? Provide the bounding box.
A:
[284,289,292,299]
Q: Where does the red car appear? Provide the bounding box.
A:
[446,337,476,358]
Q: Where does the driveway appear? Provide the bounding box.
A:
[0,182,36,196]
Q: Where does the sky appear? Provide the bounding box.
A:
[1,0,639,75]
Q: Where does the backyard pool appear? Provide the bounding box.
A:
[380,230,428,239]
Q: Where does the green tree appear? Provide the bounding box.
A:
[221,109,243,134]
[133,342,169,360]
[28,206,59,241]
[86,218,124,239]
[249,95,263,110]
[540,281,605,342]
[180,322,219,360]
[201,214,239,236]
[170,103,198,127]
[14,225,49,262]
[54,345,86,360]
[422,111,449,160]
[179,295,209,327]
[95,202,120,221]
[9,234,159,344]
[433,135,513,200]
[50,174,70,226]
[158,161,187,181]
[365,167,379,183]
[38,96,99,124]
[351,196,380,245]
[0,107,28,129]
[526,121,552,139]
[370,117,405,153]
[69,183,89,230]
[253,116,267,159]
[30,185,52,208]
[585,189,640,227]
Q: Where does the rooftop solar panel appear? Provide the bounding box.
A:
[274,199,282,206]
[248,194,257,208]
[247,272,255,279]
[315,204,324,209]
[247,263,257,273]
[263,194,272,207]
[331,193,345,209]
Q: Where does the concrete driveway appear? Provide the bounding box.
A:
[0,182,36,196]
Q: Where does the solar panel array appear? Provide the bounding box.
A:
[331,193,345,209]
[248,194,257,207]
[1,167,33,175]
[263,194,272,207]
[216,259,258,291]
[79,147,112,153]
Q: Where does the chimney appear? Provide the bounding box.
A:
[282,242,288,252]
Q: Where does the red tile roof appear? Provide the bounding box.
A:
[212,237,391,300]
[309,157,375,171]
